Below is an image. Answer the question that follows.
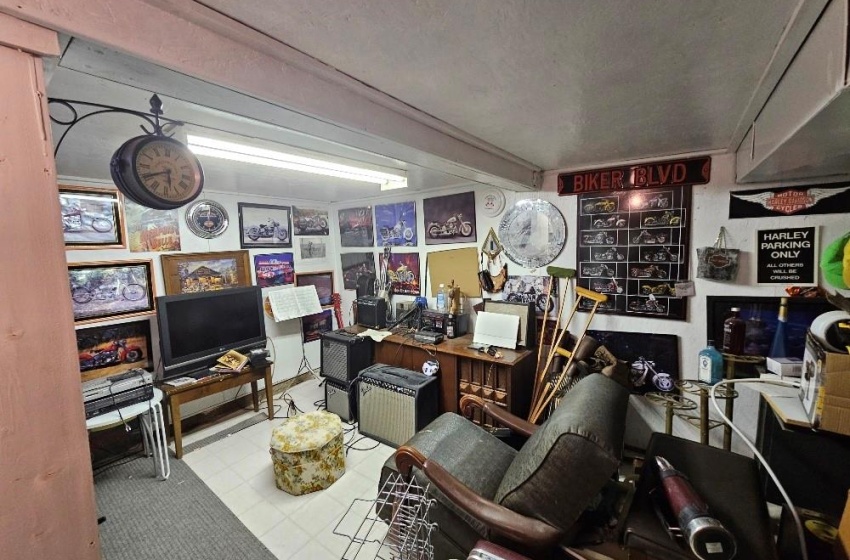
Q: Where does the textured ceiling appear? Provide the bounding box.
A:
[200,0,800,170]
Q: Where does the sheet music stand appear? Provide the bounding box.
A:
[267,285,323,376]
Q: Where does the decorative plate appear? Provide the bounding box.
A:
[498,199,566,269]
[480,188,507,217]
[185,199,229,239]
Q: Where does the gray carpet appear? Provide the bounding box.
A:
[181,412,269,455]
[95,456,276,560]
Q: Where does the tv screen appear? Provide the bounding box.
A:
[157,286,266,378]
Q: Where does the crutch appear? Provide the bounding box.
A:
[531,267,575,406]
[528,286,607,424]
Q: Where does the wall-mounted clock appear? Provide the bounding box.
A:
[186,200,229,239]
[111,135,204,210]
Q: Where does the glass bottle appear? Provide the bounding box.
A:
[446,314,456,338]
[436,284,447,312]
[768,297,789,358]
[698,340,724,385]
[722,307,746,355]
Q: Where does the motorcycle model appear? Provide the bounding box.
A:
[643,211,680,227]
[631,230,667,244]
[71,283,146,304]
[246,219,289,242]
[629,357,674,391]
[582,263,615,277]
[78,339,144,372]
[641,246,680,262]
[629,298,666,313]
[592,214,626,229]
[641,283,675,296]
[582,232,616,245]
[630,264,668,279]
[593,248,625,261]
[380,220,415,244]
[506,288,554,314]
[428,213,473,239]
[591,277,623,294]
[582,199,616,214]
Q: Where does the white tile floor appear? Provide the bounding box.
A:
[178,378,395,560]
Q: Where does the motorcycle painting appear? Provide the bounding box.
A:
[238,202,293,249]
[338,206,375,247]
[587,329,680,395]
[59,186,123,248]
[76,319,153,382]
[68,262,154,323]
[502,275,558,317]
[292,207,330,236]
[379,252,421,295]
[375,201,417,247]
[423,191,477,245]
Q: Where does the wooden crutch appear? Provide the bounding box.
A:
[531,267,575,405]
[528,286,607,424]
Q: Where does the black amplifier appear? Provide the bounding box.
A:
[419,310,468,338]
[84,384,154,419]
[356,296,387,329]
[320,329,374,384]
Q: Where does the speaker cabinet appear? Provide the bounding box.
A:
[357,363,439,448]
[320,329,374,384]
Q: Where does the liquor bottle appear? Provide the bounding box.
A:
[446,314,456,339]
[768,297,789,358]
[698,340,724,385]
[722,307,746,355]
[436,284,447,312]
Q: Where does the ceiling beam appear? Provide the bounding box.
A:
[0,0,541,191]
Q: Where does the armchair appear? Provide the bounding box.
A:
[380,373,629,559]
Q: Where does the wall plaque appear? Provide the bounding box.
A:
[756,226,817,285]
[558,156,711,196]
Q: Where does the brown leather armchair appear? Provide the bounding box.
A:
[380,373,630,559]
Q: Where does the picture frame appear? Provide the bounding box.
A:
[301,309,334,343]
[68,260,155,324]
[292,207,330,236]
[254,252,295,288]
[237,202,293,249]
[76,319,153,382]
[587,330,680,394]
[378,252,421,295]
[124,199,181,252]
[295,271,335,307]
[375,201,417,246]
[423,191,476,245]
[338,206,374,247]
[340,252,376,290]
[59,185,125,249]
[161,250,252,295]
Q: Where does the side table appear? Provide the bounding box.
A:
[720,353,763,450]
[675,380,738,447]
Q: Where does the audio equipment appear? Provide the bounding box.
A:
[413,330,444,345]
[84,383,154,419]
[325,378,357,422]
[357,364,439,447]
[356,296,387,329]
[320,329,374,384]
[419,310,468,338]
[82,369,153,403]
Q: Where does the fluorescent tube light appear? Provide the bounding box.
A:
[187,135,407,190]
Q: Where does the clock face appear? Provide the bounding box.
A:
[186,200,229,239]
[134,138,202,204]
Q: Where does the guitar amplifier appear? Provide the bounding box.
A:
[320,329,374,384]
[355,296,387,329]
[357,363,439,447]
[325,378,357,422]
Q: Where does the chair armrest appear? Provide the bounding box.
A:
[395,445,562,551]
[459,394,539,438]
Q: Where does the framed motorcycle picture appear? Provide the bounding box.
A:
[587,330,680,395]
[59,184,126,250]
[375,201,417,247]
[237,202,293,249]
[76,319,153,382]
[423,191,477,245]
[576,186,692,320]
[292,207,330,236]
[67,260,155,324]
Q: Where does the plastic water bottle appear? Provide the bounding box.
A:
[436,284,447,312]
[698,340,724,385]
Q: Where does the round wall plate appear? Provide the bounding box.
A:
[186,199,229,239]
[498,199,567,269]
[480,188,507,217]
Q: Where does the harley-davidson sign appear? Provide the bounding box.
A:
[558,156,711,196]
[729,183,850,218]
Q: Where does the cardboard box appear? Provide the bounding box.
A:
[766,356,803,377]
[800,332,850,435]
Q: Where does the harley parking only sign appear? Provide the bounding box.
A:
[756,226,817,285]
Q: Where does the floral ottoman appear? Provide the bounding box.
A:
[269,410,345,495]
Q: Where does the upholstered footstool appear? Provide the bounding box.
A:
[270,410,345,495]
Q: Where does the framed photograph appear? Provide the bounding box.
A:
[238,202,292,249]
[587,330,680,395]
[254,252,295,288]
[161,250,252,295]
[301,309,334,343]
[379,252,421,295]
[124,199,181,252]
[423,191,476,245]
[295,271,334,306]
[340,252,376,290]
[375,201,417,246]
[293,207,330,236]
[300,237,328,260]
[502,275,559,318]
[59,185,125,249]
[68,260,155,323]
[76,319,153,382]
[338,206,374,247]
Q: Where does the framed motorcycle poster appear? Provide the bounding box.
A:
[379,252,421,295]
[576,186,691,320]
[338,206,374,247]
[76,319,153,382]
[423,191,476,245]
[292,207,330,236]
[375,201,417,247]
[587,330,680,395]
[67,260,155,324]
[237,202,293,249]
[59,184,125,250]
[501,274,558,318]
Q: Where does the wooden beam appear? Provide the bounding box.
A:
[0,11,59,56]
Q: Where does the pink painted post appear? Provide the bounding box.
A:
[0,18,100,560]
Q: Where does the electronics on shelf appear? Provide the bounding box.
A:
[320,329,374,385]
[355,296,387,329]
[413,330,444,345]
[82,368,153,419]
[419,310,468,338]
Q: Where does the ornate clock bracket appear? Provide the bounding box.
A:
[48,94,184,157]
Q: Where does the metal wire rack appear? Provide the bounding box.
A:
[333,472,438,560]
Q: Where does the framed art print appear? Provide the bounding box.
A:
[295,271,334,306]
[124,199,181,252]
[238,202,292,249]
[301,309,334,343]
[340,252,376,290]
[76,319,153,382]
[254,253,295,288]
[338,206,374,247]
[292,207,330,236]
[375,201,416,246]
[378,252,421,295]
[59,185,125,249]
[68,260,155,323]
[423,191,476,245]
[161,250,252,295]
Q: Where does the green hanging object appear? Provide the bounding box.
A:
[821,231,850,289]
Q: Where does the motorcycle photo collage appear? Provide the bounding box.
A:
[576,186,691,320]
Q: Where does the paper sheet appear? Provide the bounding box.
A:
[357,329,394,342]
[267,285,322,322]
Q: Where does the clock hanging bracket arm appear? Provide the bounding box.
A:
[48,94,185,157]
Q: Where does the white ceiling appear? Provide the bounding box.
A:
[46,0,808,201]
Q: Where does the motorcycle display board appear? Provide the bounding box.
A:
[237,202,292,249]
[338,206,374,247]
[576,187,691,320]
[501,274,558,318]
[375,201,417,247]
[292,207,330,236]
[77,319,153,382]
[379,252,421,295]
[423,191,477,245]
[587,330,679,394]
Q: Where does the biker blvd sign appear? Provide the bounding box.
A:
[558,156,711,196]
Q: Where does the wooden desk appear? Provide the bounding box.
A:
[161,365,273,459]
[348,328,536,423]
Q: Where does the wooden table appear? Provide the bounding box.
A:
[347,328,537,423]
[161,365,273,459]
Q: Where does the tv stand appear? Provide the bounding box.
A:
[161,365,273,459]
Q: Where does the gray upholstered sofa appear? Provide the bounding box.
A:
[379,373,629,559]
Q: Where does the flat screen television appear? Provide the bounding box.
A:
[157,286,266,379]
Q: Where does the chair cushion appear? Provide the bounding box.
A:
[494,374,628,534]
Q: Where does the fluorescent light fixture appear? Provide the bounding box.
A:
[186,135,407,190]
